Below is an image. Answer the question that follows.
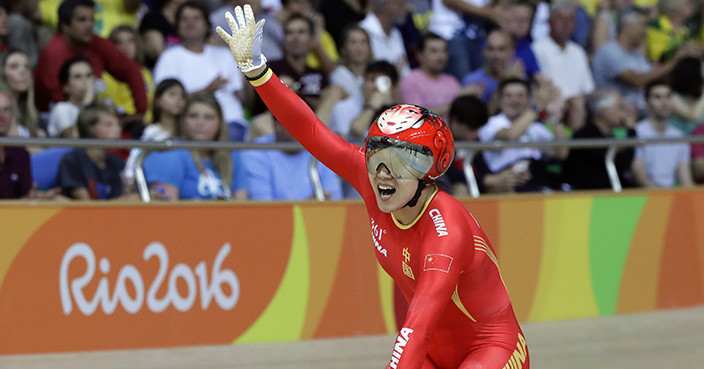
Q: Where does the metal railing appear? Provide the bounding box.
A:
[4,135,704,201]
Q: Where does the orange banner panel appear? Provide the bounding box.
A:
[0,206,294,354]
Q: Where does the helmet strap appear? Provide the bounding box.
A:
[404,179,428,208]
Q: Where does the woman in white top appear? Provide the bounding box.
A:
[329,25,372,98]
[47,57,95,138]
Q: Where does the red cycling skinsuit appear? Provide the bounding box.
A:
[254,73,529,369]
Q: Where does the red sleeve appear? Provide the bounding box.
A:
[34,36,66,112]
[90,37,148,114]
[254,73,367,190]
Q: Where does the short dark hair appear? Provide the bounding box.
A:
[449,95,488,130]
[175,0,212,40]
[365,60,399,85]
[58,56,92,86]
[644,79,670,99]
[415,32,445,54]
[58,0,95,29]
[497,78,530,95]
[283,12,315,36]
[76,102,118,139]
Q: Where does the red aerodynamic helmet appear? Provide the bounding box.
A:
[365,104,455,182]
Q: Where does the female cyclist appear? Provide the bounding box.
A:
[217,5,529,369]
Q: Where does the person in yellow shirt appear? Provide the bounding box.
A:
[100,24,154,121]
[646,0,698,62]
[41,0,139,37]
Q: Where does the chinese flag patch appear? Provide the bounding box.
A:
[423,254,453,273]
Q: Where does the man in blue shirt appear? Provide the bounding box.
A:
[242,119,342,201]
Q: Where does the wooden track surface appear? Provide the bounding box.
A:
[2,305,703,369]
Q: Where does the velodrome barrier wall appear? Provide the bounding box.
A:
[1,189,703,355]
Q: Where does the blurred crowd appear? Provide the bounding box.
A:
[1,0,704,201]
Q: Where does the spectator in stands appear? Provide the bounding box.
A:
[532,2,594,130]
[320,0,368,48]
[34,0,147,115]
[669,57,704,135]
[7,0,54,67]
[1,49,41,138]
[123,78,186,187]
[592,7,700,113]
[646,0,697,62]
[428,0,499,81]
[0,90,32,199]
[589,0,635,54]
[101,25,155,121]
[478,78,567,192]
[154,0,248,141]
[500,1,541,79]
[56,102,129,200]
[334,60,401,141]
[631,81,694,188]
[562,88,637,190]
[690,124,704,183]
[211,0,284,62]
[401,32,462,118]
[139,0,182,68]
[269,13,330,111]
[359,0,410,75]
[273,0,339,74]
[329,25,372,98]
[462,29,523,104]
[329,61,401,198]
[242,118,342,201]
[445,95,531,196]
[143,93,248,201]
[92,0,140,38]
[47,57,95,138]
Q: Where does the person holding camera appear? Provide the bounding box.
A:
[329,60,402,142]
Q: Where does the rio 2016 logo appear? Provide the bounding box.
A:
[59,242,240,316]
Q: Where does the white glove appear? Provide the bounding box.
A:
[216,4,266,72]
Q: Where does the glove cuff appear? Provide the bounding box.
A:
[248,65,274,87]
[244,62,270,81]
[239,54,267,73]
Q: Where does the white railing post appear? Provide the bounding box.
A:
[309,157,325,201]
[460,150,480,198]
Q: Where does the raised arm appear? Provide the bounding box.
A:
[216,5,364,187]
